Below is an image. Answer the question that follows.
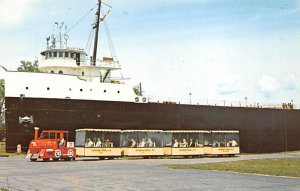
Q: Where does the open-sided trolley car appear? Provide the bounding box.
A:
[163,130,207,158]
[75,129,122,159]
[74,129,240,159]
[121,130,164,158]
[204,130,240,156]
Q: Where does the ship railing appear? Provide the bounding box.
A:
[147,96,297,110]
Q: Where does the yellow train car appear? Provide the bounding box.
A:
[204,130,240,156]
[75,129,122,159]
[121,130,164,158]
[163,130,207,158]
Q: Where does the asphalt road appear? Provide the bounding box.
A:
[0,153,300,191]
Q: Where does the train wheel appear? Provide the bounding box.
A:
[43,158,50,162]
[30,158,37,162]
[53,158,59,161]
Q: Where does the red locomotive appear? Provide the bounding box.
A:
[26,127,76,161]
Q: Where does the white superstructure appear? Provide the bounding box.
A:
[3,47,147,103]
[1,2,148,104]
[3,38,147,103]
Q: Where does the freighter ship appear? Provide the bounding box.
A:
[1,1,300,153]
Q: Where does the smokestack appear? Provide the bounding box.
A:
[34,127,39,140]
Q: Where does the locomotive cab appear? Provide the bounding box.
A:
[26,127,76,161]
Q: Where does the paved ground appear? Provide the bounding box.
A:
[0,153,300,191]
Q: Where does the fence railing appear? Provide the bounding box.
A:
[147,96,297,110]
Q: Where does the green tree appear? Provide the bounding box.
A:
[0,79,4,137]
[0,60,40,139]
[17,60,40,72]
[0,80,3,101]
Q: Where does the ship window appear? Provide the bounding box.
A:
[82,71,84,76]
[47,87,50,90]
[49,52,52,58]
[45,53,48,59]
[65,52,69,58]
[25,87,29,90]
[59,52,63,57]
[50,71,54,73]
[104,90,106,93]
[59,70,63,74]
[70,53,74,58]
[53,52,57,57]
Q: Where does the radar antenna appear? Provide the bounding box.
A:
[46,36,50,49]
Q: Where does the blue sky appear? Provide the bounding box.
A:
[0,0,300,107]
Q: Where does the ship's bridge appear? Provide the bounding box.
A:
[39,48,121,83]
[40,48,87,69]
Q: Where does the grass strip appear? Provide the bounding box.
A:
[163,158,300,178]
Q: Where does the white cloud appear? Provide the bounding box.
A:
[217,75,239,95]
[0,0,38,28]
[283,75,298,90]
[257,75,279,98]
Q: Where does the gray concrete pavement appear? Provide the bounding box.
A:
[0,153,300,191]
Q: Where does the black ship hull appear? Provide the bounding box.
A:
[5,97,300,153]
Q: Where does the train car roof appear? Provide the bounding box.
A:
[42,130,69,133]
[210,130,239,133]
[121,130,163,133]
[164,130,210,133]
[76,129,121,132]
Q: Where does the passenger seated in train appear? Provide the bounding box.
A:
[172,139,179,147]
[130,138,137,147]
[212,141,220,147]
[194,139,199,147]
[95,138,102,147]
[86,138,95,147]
[104,139,113,147]
[173,139,179,147]
[146,138,155,147]
[138,138,146,147]
[188,138,194,147]
[180,139,188,147]
[229,140,238,147]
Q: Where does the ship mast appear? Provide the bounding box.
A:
[92,0,102,66]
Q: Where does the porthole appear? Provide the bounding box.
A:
[69,88,72,91]
[25,87,29,90]
[90,89,92,92]
[104,90,106,93]
[117,90,120,94]
[80,89,83,92]
[47,87,50,90]
[50,71,54,74]
[59,70,63,74]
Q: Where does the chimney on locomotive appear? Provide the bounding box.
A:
[34,127,39,140]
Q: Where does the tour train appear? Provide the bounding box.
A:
[75,129,240,159]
